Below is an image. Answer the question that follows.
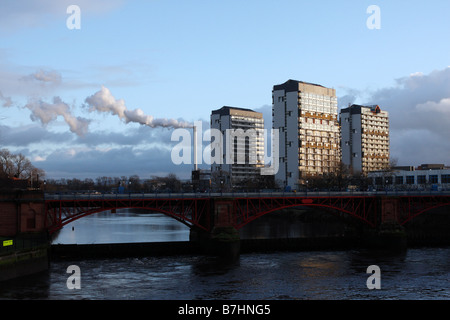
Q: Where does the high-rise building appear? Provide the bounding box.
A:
[210,106,264,187]
[272,80,340,190]
[340,104,390,175]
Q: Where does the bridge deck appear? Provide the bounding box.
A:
[43,190,450,201]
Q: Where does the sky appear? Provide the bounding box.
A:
[0,0,449,180]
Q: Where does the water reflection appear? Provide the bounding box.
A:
[239,208,348,240]
[51,209,190,244]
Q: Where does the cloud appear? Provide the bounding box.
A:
[73,125,175,148]
[416,98,450,114]
[337,87,362,109]
[0,91,13,107]
[84,86,192,128]
[0,124,72,146]
[0,64,72,98]
[364,66,450,165]
[38,145,189,180]
[21,69,62,86]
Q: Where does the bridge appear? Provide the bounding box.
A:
[1,190,449,258]
[43,191,450,236]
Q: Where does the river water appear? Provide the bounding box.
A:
[0,210,449,300]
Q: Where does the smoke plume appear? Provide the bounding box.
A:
[84,86,192,128]
[24,96,90,136]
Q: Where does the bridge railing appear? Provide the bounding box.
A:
[43,190,450,200]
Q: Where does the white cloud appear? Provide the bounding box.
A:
[33,155,46,162]
[416,98,450,113]
[21,69,62,86]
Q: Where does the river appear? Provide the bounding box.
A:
[0,210,449,300]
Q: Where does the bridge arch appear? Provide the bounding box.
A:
[57,207,195,232]
[45,197,211,235]
[400,201,450,226]
[234,202,377,229]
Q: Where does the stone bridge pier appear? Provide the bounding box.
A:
[189,198,240,260]
[0,190,49,282]
[365,197,407,250]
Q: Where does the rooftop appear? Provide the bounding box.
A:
[211,106,262,118]
[273,79,326,92]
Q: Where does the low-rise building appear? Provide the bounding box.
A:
[368,164,450,191]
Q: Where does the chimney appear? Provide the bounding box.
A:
[193,125,198,171]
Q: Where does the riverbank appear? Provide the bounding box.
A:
[0,233,50,282]
[0,247,49,282]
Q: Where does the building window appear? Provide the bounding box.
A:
[395,176,404,185]
[417,175,426,184]
[406,176,415,185]
[429,175,438,184]
[442,175,450,183]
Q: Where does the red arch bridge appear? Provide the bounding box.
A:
[44,192,450,235]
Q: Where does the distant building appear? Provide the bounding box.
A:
[210,106,264,188]
[340,104,390,175]
[191,169,211,192]
[272,79,340,190]
[368,164,450,190]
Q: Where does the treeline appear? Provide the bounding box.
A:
[44,173,186,193]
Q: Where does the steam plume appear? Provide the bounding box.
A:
[24,96,90,136]
[85,86,192,128]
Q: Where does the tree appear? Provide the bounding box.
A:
[0,148,45,180]
[164,173,182,192]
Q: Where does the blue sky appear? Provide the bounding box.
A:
[1,0,449,180]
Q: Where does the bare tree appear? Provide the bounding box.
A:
[0,148,45,180]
